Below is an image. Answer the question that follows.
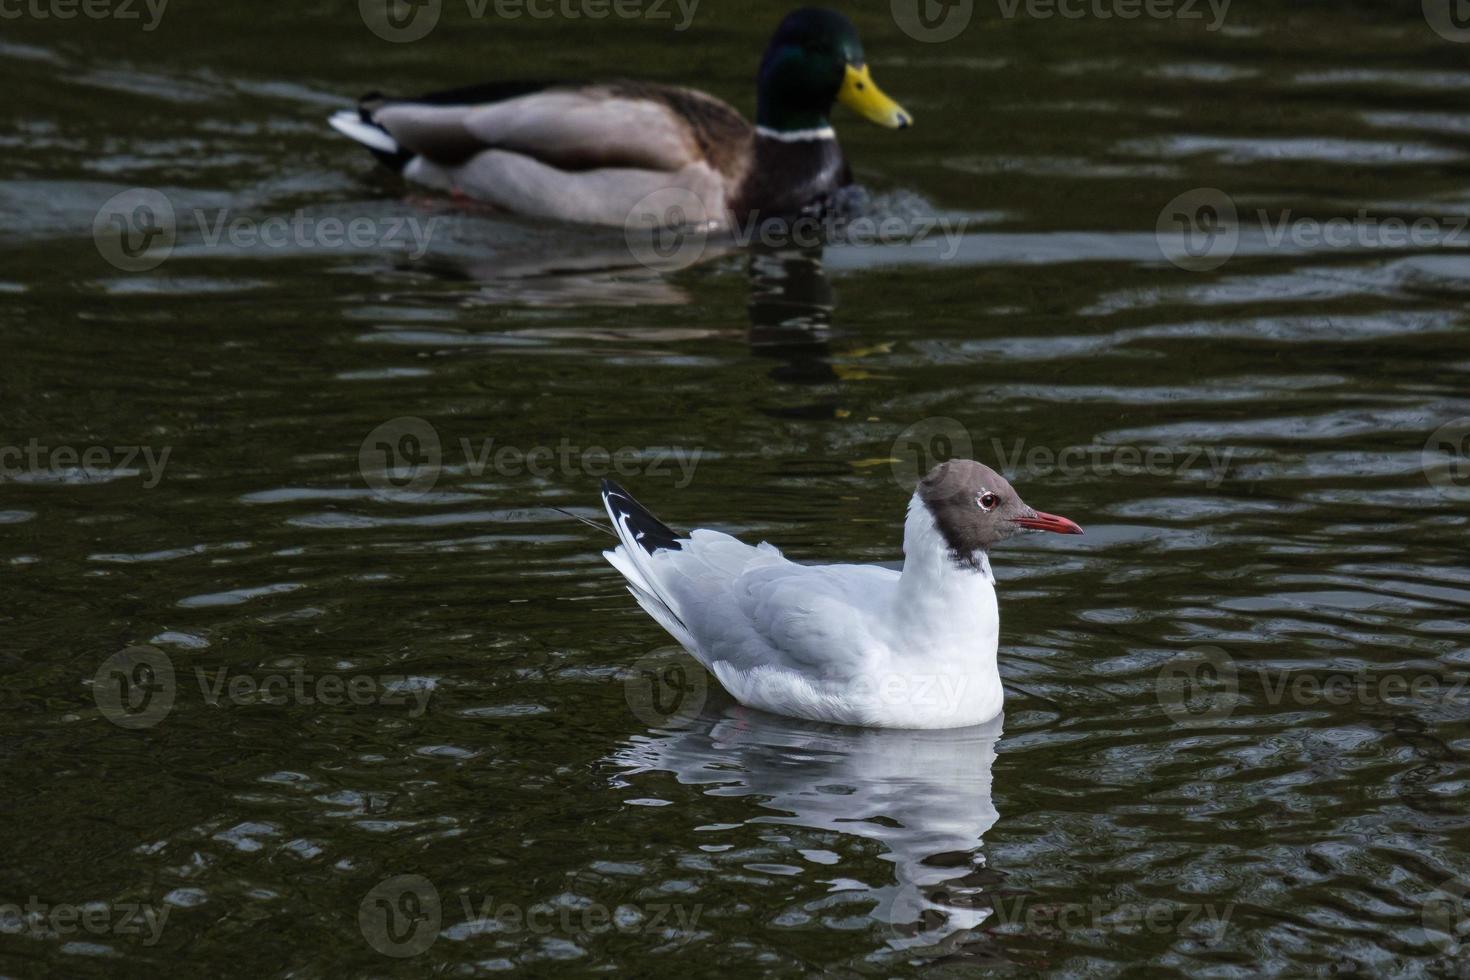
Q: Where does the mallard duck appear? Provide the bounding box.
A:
[328,7,911,230]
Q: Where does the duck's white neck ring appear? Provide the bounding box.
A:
[756,125,837,142]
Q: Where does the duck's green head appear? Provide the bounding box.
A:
[757,7,913,134]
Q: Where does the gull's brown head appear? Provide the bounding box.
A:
[918,459,1083,565]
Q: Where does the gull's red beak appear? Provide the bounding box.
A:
[1015,510,1085,535]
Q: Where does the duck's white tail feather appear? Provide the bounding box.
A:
[328,109,401,155]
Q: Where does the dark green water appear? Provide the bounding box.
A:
[3,1,1470,976]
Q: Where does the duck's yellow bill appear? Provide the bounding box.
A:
[838,64,913,129]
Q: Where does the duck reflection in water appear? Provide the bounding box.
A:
[611,697,1004,951]
[380,206,852,380]
[746,246,843,390]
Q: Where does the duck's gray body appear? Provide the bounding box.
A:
[329,80,852,229]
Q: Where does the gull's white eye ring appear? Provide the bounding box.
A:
[977,491,999,512]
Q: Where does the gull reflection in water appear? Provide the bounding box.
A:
[612,703,1004,951]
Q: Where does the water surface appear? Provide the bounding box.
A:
[2,2,1469,976]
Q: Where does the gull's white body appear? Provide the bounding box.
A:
[604,492,1003,729]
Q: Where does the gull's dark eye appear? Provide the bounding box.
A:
[977,492,999,512]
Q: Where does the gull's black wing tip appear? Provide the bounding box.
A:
[600,480,682,555]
